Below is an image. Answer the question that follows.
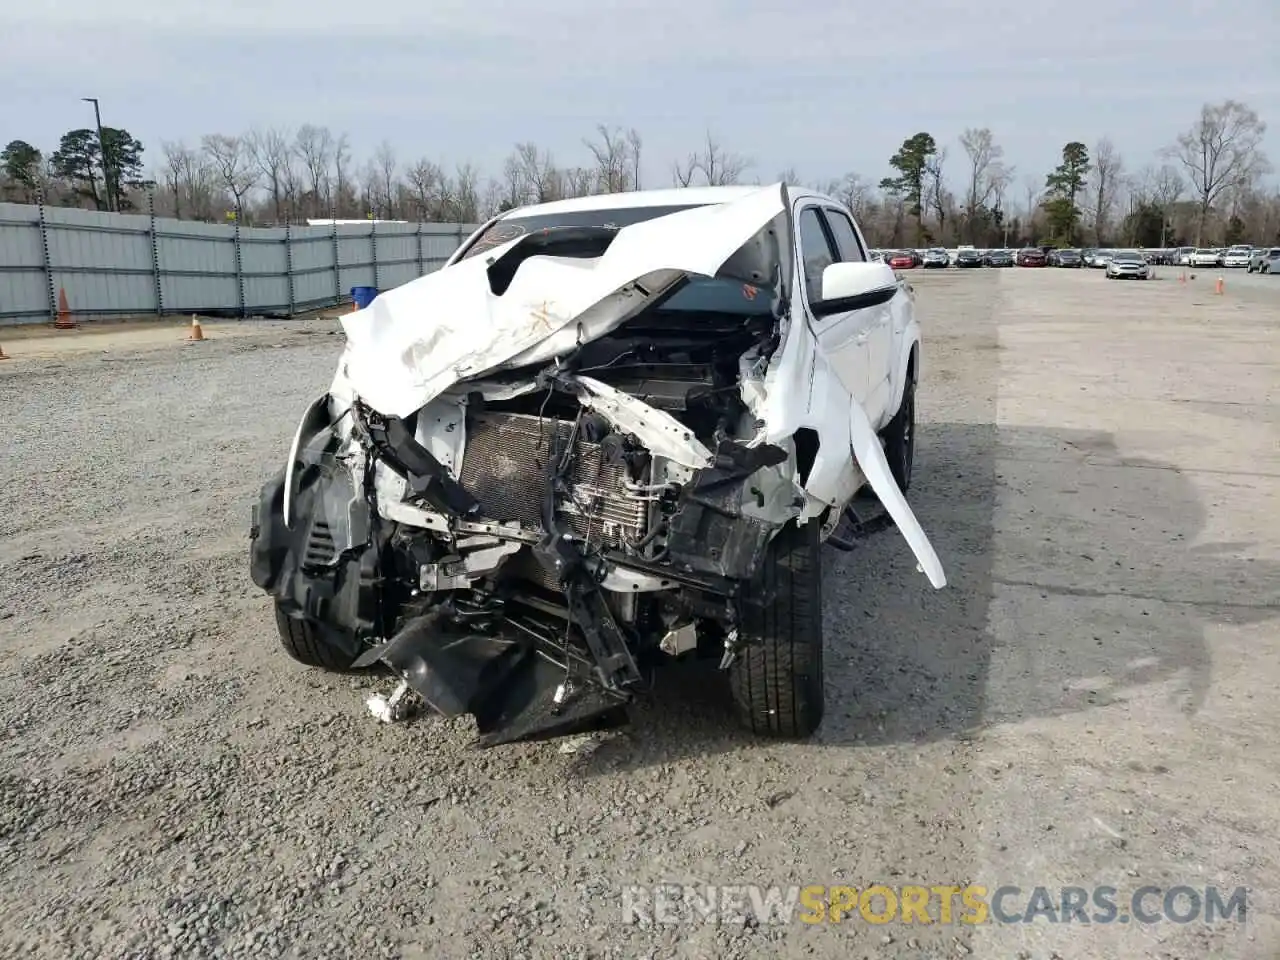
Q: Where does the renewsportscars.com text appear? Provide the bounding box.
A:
[620,884,1248,926]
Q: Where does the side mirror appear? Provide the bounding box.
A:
[811,261,899,317]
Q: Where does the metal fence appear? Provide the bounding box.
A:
[0,199,479,326]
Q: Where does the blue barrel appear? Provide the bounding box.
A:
[350,286,379,310]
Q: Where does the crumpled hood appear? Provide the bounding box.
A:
[339,185,786,419]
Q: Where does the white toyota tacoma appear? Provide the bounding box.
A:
[250,184,945,746]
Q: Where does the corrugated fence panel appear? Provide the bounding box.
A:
[45,206,154,316]
[158,220,239,314]
[0,204,47,321]
[290,229,337,308]
[374,224,419,292]
[242,227,290,313]
[0,201,476,326]
[423,224,470,269]
[336,225,375,298]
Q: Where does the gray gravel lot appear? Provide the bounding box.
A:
[1,269,1277,959]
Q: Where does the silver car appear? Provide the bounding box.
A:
[1247,247,1280,273]
[1106,250,1150,280]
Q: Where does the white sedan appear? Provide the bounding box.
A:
[1222,246,1253,268]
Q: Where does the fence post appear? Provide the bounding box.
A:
[233,216,246,319]
[147,191,164,316]
[370,219,379,290]
[284,222,296,316]
[331,209,341,306]
[416,222,424,276]
[36,190,56,322]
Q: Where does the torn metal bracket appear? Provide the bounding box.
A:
[367,681,420,723]
[565,580,643,691]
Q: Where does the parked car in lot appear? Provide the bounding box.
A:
[1248,247,1280,273]
[922,248,950,268]
[1015,247,1047,267]
[1189,248,1221,267]
[886,250,917,269]
[1086,249,1114,269]
[249,184,945,746]
[1176,247,1195,266]
[1106,250,1151,280]
[1049,248,1082,267]
[1222,245,1253,268]
[955,248,985,268]
[985,248,1015,267]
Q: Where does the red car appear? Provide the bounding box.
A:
[886,251,917,269]
[1016,248,1047,267]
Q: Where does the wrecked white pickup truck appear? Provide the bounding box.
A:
[250,184,944,747]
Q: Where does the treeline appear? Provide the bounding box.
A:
[1,101,1274,248]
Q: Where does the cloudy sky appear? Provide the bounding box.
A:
[5,0,1279,191]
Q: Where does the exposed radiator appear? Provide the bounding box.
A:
[457,411,647,550]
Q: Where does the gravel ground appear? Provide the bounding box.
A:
[1,270,1277,959]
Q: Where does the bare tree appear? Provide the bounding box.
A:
[513,143,558,202]
[160,141,192,219]
[1166,100,1271,244]
[406,158,444,219]
[358,160,381,217]
[450,163,481,222]
[671,153,698,187]
[562,167,596,198]
[925,148,949,241]
[370,140,397,218]
[584,125,634,194]
[1088,137,1124,244]
[245,128,294,223]
[695,130,749,185]
[501,155,525,210]
[1149,163,1184,210]
[824,173,872,222]
[626,129,643,190]
[333,133,352,216]
[959,127,1009,240]
[293,124,333,216]
[776,167,799,185]
[201,134,257,219]
[1021,172,1042,242]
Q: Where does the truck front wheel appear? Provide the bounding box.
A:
[273,603,360,670]
[729,519,825,739]
[881,374,916,494]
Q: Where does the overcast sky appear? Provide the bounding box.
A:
[6,0,1279,191]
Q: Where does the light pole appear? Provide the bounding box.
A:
[82,97,113,212]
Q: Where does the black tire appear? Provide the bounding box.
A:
[729,519,824,739]
[273,603,359,670]
[881,374,916,494]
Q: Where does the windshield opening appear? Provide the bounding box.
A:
[466,203,787,318]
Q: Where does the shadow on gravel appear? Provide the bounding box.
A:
[575,421,1276,775]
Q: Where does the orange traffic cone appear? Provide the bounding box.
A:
[54,287,77,329]
[187,314,205,341]
[0,342,9,360]
[1214,276,1224,295]
[1178,271,1186,284]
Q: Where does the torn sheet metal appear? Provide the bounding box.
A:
[573,375,715,470]
[846,396,946,588]
[339,186,786,419]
